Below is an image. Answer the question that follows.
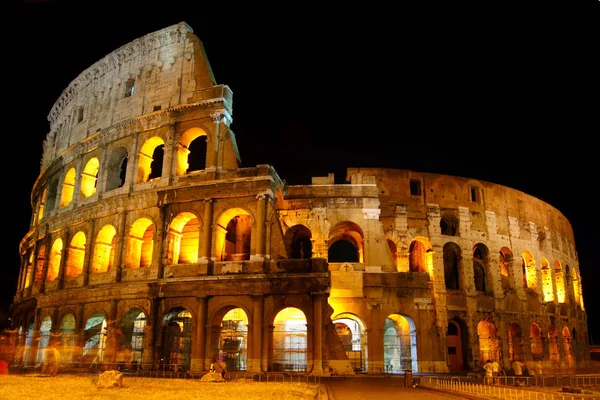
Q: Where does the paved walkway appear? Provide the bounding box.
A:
[322,376,479,400]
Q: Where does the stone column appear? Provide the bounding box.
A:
[82,218,96,287]
[191,296,208,371]
[254,193,267,259]
[57,230,71,290]
[312,293,324,374]
[164,124,177,184]
[248,295,263,372]
[200,199,213,262]
[27,309,42,366]
[155,204,167,278]
[74,304,85,366]
[113,211,127,282]
[105,299,119,367]
[262,325,274,372]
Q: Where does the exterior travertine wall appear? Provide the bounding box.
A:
[9,22,590,377]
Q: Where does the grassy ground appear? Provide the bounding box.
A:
[0,374,322,400]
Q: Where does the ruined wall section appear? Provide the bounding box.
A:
[42,22,215,171]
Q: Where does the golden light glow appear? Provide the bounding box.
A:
[126,218,154,269]
[215,208,250,262]
[176,127,207,176]
[65,231,86,278]
[521,250,537,289]
[92,225,117,273]
[80,157,100,198]
[47,239,63,282]
[137,137,165,183]
[60,168,76,208]
[166,212,199,264]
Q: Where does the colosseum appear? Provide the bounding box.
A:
[9,21,591,376]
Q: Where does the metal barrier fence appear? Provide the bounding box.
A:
[419,376,600,400]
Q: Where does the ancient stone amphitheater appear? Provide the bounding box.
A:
[10,22,591,376]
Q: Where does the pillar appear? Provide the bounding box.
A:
[248,295,263,372]
[312,293,324,374]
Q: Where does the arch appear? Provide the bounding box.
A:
[472,243,491,292]
[272,307,307,372]
[383,314,417,373]
[80,157,100,198]
[499,247,513,290]
[387,239,398,270]
[126,217,155,269]
[65,231,86,278]
[36,316,52,364]
[82,312,108,366]
[530,323,543,360]
[59,313,76,365]
[562,326,574,368]
[47,238,63,282]
[105,146,129,192]
[161,307,193,372]
[215,208,252,262]
[477,320,500,366]
[508,323,524,361]
[332,312,368,373]
[166,212,200,265]
[540,258,554,302]
[409,237,431,274]
[447,319,468,372]
[285,224,313,259]
[118,308,146,370]
[521,250,537,289]
[440,212,459,236]
[137,136,165,183]
[217,307,249,371]
[328,221,364,263]
[443,242,462,290]
[60,167,76,208]
[176,127,208,175]
[92,224,117,273]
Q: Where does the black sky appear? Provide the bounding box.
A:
[11,2,599,339]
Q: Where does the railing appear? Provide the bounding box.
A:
[419,375,600,400]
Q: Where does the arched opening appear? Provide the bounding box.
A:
[443,242,462,290]
[548,325,560,368]
[118,308,146,371]
[187,135,208,173]
[440,212,459,236]
[562,326,573,368]
[137,137,165,183]
[383,314,417,373]
[508,323,524,361]
[161,308,192,372]
[34,244,46,285]
[36,316,52,364]
[105,147,129,192]
[499,247,513,291]
[80,157,100,199]
[409,239,428,273]
[328,221,364,263]
[530,323,543,360]
[218,308,248,371]
[126,218,154,269]
[477,320,500,367]
[60,167,76,208]
[521,250,536,289]
[447,319,468,372]
[166,212,200,265]
[92,225,117,273]
[285,224,312,259]
[387,239,398,270]
[47,238,63,282]
[332,313,368,373]
[272,307,307,372]
[59,313,76,366]
[473,244,490,293]
[215,208,252,261]
[66,231,86,278]
[82,312,108,367]
[554,261,566,303]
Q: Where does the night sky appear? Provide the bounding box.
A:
[11,2,599,341]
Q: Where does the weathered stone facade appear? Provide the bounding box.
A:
[10,22,590,376]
